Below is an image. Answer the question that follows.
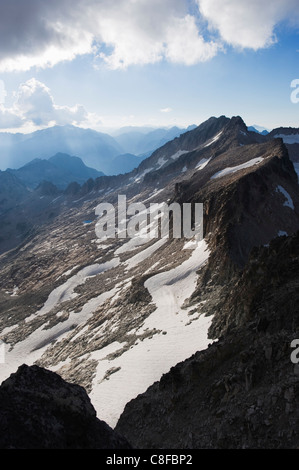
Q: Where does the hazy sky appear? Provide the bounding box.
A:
[0,0,298,133]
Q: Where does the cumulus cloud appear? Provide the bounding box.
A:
[164,15,220,65]
[0,0,95,72]
[14,79,88,126]
[0,80,23,128]
[0,78,95,130]
[0,0,297,72]
[0,105,23,129]
[197,0,299,50]
[160,108,173,114]
[0,0,219,71]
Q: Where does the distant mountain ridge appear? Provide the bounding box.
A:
[248,125,270,135]
[0,124,196,176]
[113,125,197,156]
[7,153,105,190]
[0,125,123,174]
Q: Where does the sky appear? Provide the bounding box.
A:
[0,0,298,134]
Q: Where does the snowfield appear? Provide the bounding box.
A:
[0,234,213,429]
[90,239,213,427]
[25,259,120,323]
[0,259,121,386]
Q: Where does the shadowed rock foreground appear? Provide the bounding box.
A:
[0,364,131,449]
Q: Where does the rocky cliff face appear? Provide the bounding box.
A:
[0,364,131,449]
[267,127,299,163]
[116,231,299,449]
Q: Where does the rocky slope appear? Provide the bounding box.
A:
[116,230,299,449]
[0,115,298,445]
[0,364,131,449]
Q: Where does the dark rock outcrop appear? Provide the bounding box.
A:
[116,231,299,449]
[0,364,131,449]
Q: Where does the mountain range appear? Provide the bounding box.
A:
[0,115,299,449]
[0,124,196,176]
[112,124,197,156]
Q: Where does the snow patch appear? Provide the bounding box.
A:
[0,284,120,386]
[125,238,167,271]
[203,131,223,148]
[143,188,164,203]
[156,156,167,169]
[276,186,294,210]
[115,236,150,255]
[11,287,19,297]
[211,157,264,180]
[196,158,211,171]
[25,259,120,323]
[170,150,188,161]
[135,168,153,182]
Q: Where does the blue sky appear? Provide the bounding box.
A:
[0,0,298,133]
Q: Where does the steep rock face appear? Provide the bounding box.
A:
[267,127,299,163]
[116,231,299,449]
[0,364,131,449]
[174,138,299,287]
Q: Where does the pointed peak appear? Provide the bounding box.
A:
[229,116,247,130]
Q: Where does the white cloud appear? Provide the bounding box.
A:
[0,105,23,129]
[0,0,219,71]
[197,0,299,50]
[0,0,96,72]
[0,1,297,72]
[95,1,219,69]
[164,15,219,65]
[13,79,89,126]
[0,79,100,131]
[160,108,173,113]
[0,80,6,104]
